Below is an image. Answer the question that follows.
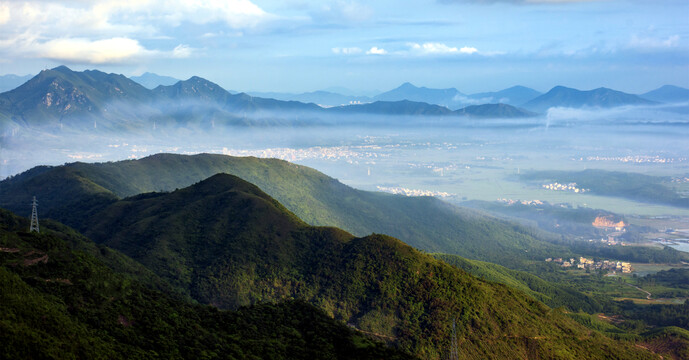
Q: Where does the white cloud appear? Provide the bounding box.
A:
[410,42,457,54]
[366,46,387,55]
[0,1,273,40]
[37,37,156,64]
[459,46,479,54]
[0,0,271,64]
[172,44,193,58]
[154,0,271,28]
[0,3,9,25]
[409,42,479,55]
[629,34,680,50]
[332,47,362,55]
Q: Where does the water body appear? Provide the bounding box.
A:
[666,241,689,254]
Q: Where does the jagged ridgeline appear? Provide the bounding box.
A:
[0,209,415,360]
[0,66,535,131]
[0,153,564,268]
[0,175,656,358]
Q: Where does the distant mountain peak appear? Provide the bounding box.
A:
[641,84,689,103]
[455,103,536,118]
[177,76,223,90]
[187,75,207,82]
[51,65,73,73]
[549,85,572,92]
[130,72,180,89]
[523,85,655,111]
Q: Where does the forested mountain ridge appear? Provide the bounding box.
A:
[29,173,657,358]
[0,208,415,359]
[0,153,566,268]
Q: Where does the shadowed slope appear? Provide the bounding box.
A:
[0,208,415,360]
[79,173,656,358]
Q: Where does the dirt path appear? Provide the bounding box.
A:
[627,283,652,300]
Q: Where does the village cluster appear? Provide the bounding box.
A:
[546,256,633,273]
[578,155,687,164]
[541,182,588,193]
[376,186,454,198]
[497,198,544,206]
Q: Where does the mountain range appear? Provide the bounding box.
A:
[0,169,660,358]
[468,86,544,107]
[0,67,539,131]
[1,67,685,115]
[250,81,688,110]
[0,74,33,93]
[0,153,565,268]
[253,83,544,109]
[248,90,372,107]
[522,86,657,112]
[5,66,683,132]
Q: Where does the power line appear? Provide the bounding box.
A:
[29,196,39,233]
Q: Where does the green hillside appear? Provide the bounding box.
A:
[69,173,656,358]
[0,209,416,360]
[0,153,563,267]
[433,253,602,313]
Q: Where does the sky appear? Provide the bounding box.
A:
[0,0,687,94]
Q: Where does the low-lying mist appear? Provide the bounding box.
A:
[2,103,688,217]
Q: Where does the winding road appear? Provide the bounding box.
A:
[626,283,652,300]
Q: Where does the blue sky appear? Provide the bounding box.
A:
[0,0,687,94]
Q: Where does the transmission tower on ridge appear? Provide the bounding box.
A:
[449,318,459,360]
[29,196,39,233]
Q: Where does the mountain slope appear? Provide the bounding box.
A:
[0,209,414,360]
[469,86,542,106]
[328,99,454,116]
[130,72,180,89]
[641,85,689,103]
[374,82,463,108]
[455,103,536,118]
[249,90,373,107]
[0,74,33,93]
[154,76,233,103]
[0,153,565,267]
[433,253,602,312]
[0,66,319,129]
[77,173,656,358]
[154,76,321,114]
[0,66,160,129]
[523,86,656,112]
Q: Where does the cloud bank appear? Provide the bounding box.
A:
[409,42,479,55]
[0,0,271,64]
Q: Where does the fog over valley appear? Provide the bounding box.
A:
[2,1,689,358]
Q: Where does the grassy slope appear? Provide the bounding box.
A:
[76,173,655,359]
[0,209,416,360]
[433,253,603,313]
[640,327,689,360]
[0,153,563,267]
